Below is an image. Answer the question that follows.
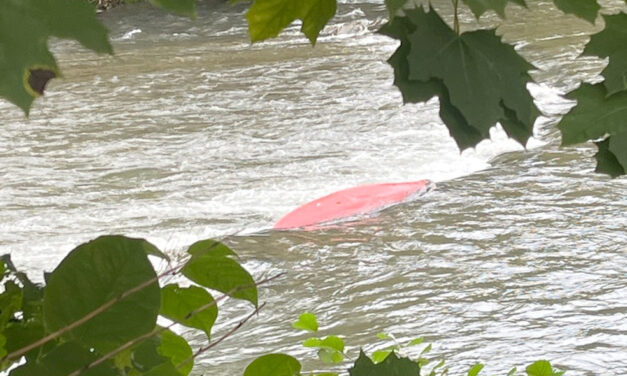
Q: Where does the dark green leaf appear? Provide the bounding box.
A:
[43,235,161,353]
[405,7,538,142]
[385,0,408,18]
[594,137,626,177]
[182,252,257,307]
[380,7,537,150]
[349,350,420,376]
[158,330,193,375]
[140,239,170,261]
[462,0,527,18]
[378,14,484,150]
[582,13,627,95]
[525,360,553,376]
[292,312,318,331]
[160,284,218,339]
[148,0,196,18]
[468,363,484,376]
[552,0,600,24]
[0,0,111,114]
[558,83,627,145]
[0,281,22,328]
[9,342,117,376]
[246,0,337,44]
[244,354,301,376]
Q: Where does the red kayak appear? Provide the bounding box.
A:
[274,180,434,230]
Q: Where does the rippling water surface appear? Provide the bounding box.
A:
[0,0,625,375]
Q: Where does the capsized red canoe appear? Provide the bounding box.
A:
[274,180,434,230]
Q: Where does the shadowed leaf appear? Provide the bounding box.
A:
[462,0,526,18]
[558,83,627,146]
[552,0,600,24]
[0,0,111,114]
[43,235,160,353]
[582,13,627,95]
[349,350,420,376]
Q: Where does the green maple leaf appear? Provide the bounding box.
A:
[0,0,111,114]
[582,13,627,95]
[594,136,626,177]
[349,351,420,376]
[379,12,484,150]
[462,0,527,18]
[558,83,627,145]
[381,7,538,149]
[552,0,600,24]
[385,0,409,18]
[246,0,337,45]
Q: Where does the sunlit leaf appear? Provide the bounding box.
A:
[148,0,196,18]
[552,0,600,24]
[508,367,517,376]
[187,239,236,258]
[246,0,337,44]
[468,363,484,376]
[320,335,345,352]
[43,235,160,353]
[525,360,553,376]
[407,337,424,346]
[292,312,318,332]
[462,0,527,18]
[303,337,323,347]
[318,348,344,363]
[371,350,392,363]
[558,83,627,148]
[349,350,420,376]
[420,343,432,356]
[160,284,218,339]
[244,354,301,376]
[0,0,111,114]
[181,250,257,306]
[582,13,627,95]
[377,332,390,340]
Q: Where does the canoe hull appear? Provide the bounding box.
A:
[274,180,434,230]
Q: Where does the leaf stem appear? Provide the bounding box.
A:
[453,0,460,34]
[2,232,240,363]
[69,273,283,376]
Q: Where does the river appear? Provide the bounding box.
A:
[0,0,625,375]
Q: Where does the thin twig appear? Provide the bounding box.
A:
[3,233,241,363]
[2,263,183,362]
[69,273,284,376]
[176,302,267,370]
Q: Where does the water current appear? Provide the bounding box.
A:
[0,0,625,375]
